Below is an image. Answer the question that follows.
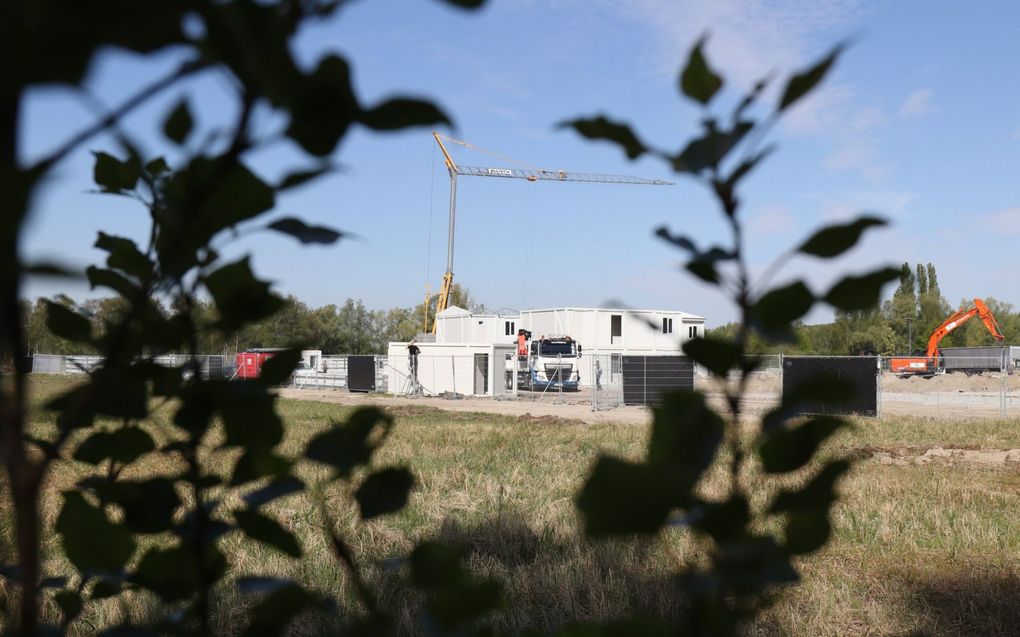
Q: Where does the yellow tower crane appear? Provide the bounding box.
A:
[426,132,673,333]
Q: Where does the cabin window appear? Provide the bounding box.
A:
[662,317,673,334]
[504,320,515,336]
[611,314,622,344]
[688,325,699,338]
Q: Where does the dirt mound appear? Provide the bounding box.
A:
[881,372,1020,394]
[871,446,1020,467]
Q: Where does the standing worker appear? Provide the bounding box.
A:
[407,339,420,382]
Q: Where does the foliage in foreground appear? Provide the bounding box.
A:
[2,2,904,636]
[562,38,901,634]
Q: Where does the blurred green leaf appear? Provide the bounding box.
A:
[576,456,672,535]
[133,545,199,601]
[145,156,170,176]
[770,460,850,513]
[784,510,832,555]
[54,590,82,626]
[244,476,305,509]
[235,509,302,558]
[654,226,697,253]
[95,232,152,280]
[24,261,78,278]
[771,460,851,555]
[798,216,886,258]
[671,121,752,174]
[219,382,285,451]
[86,266,139,298]
[277,167,333,191]
[713,535,799,593]
[239,583,320,637]
[823,267,900,311]
[409,541,502,630]
[90,578,121,600]
[287,55,359,156]
[758,416,846,473]
[93,151,141,192]
[434,0,486,8]
[779,44,844,111]
[56,491,135,574]
[752,281,814,337]
[724,145,775,190]
[205,257,285,332]
[74,426,155,465]
[410,542,466,589]
[647,391,725,500]
[560,115,647,160]
[304,407,394,478]
[763,375,857,431]
[359,97,451,131]
[693,495,750,541]
[88,478,181,534]
[267,217,344,245]
[680,37,723,105]
[44,301,92,343]
[162,97,193,145]
[683,337,742,377]
[259,348,303,386]
[427,579,503,631]
[686,259,720,284]
[160,158,275,272]
[355,467,415,519]
[230,448,292,486]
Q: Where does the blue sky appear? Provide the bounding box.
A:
[20,0,1020,326]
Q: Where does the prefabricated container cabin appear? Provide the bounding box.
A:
[387,341,516,397]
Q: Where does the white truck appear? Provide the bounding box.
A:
[506,330,582,391]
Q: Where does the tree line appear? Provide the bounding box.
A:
[23,285,477,356]
[715,262,1017,355]
[26,263,1015,358]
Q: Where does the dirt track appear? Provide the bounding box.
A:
[278,388,654,424]
[280,370,1020,423]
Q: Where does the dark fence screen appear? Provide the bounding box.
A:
[622,356,694,406]
[347,355,376,392]
[782,356,878,416]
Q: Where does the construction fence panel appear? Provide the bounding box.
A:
[30,354,227,379]
[880,354,1012,419]
[782,356,880,417]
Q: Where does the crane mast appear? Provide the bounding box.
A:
[425,132,673,333]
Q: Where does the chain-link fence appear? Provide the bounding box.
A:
[26,351,1019,419]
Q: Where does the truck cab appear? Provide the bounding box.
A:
[507,330,582,391]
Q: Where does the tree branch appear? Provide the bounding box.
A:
[30,59,205,174]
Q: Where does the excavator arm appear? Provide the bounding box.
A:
[925,298,1005,360]
[891,298,1004,375]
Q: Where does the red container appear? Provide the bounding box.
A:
[234,350,276,379]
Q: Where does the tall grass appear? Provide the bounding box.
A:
[8,376,1020,635]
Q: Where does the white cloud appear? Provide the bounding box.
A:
[606,0,865,86]
[748,204,796,235]
[898,88,936,118]
[978,208,1020,235]
[824,142,873,170]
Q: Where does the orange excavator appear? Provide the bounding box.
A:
[889,298,1005,375]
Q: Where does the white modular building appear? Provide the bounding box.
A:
[393,305,705,395]
[517,307,704,355]
[434,306,519,346]
[386,341,516,397]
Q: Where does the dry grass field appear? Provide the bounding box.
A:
[6,375,1020,635]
